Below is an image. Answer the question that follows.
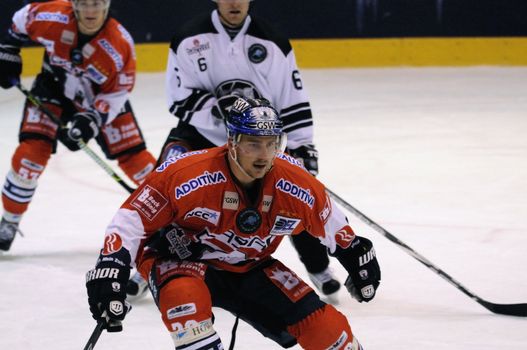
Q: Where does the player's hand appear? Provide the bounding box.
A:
[86,251,131,332]
[288,144,319,176]
[0,43,22,89]
[59,110,102,151]
[211,94,239,121]
[337,236,381,302]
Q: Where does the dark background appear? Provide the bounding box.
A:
[2,0,526,42]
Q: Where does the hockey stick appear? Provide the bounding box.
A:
[83,320,105,350]
[326,188,527,317]
[15,82,135,194]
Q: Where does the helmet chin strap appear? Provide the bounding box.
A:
[228,145,257,181]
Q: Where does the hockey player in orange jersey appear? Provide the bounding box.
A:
[0,0,156,251]
[85,98,381,349]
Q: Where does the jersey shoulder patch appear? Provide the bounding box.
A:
[247,16,292,57]
[170,12,217,53]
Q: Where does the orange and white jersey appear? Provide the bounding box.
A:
[11,0,136,123]
[103,146,357,273]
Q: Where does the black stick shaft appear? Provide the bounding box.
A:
[327,188,527,317]
[83,321,105,350]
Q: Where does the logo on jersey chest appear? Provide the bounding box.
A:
[222,191,239,210]
[275,178,315,208]
[270,215,301,236]
[186,39,210,55]
[248,43,267,63]
[184,207,220,225]
[175,171,227,199]
[35,12,69,24]
[236,208,262,234]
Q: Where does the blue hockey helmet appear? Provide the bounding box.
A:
[226,97,283,139]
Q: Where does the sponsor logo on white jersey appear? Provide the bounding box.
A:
[175,171,227,199]
[186,39,210,55]
[167,303,197,320]
[222,191,239,210]
[184,207,220,225]
[98,39,124,71]
[270,215,301,235]
[35,12,69,24]
[275,178,315,208]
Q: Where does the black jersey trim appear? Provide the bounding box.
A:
[281,109,313,127]
[246,16,292,57]
[280,102,311,115]
[170,13,218,53]
[169,89,214,122]
[282,121,314,133]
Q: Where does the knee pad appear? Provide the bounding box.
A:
[157,277,222,349]
[2,139,52,216]
[288,304,361,350]
[117,149,156,185]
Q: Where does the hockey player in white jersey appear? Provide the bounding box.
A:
[126,0,341,301]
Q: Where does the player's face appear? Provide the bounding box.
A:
[75,0,108,35]
[233,135,279,179]
[216,0,251,27]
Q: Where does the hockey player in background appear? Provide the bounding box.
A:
[86,97,381,349]
[127,0,341,301]
[0,0,156,251]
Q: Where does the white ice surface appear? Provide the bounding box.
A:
[0,67,526,349]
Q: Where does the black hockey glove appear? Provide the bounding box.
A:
[146,223,207,260]
[288,144,319,176]
[0,43,22,89]
[334,235,381,302]
[211,94,239,121]
[86,249,131,332]
[59,110,102,151]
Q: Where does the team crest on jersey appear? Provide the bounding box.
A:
[102,233,123,255]
[184,207,220,225]
[275,178,315,208]
[270,215,301,236]
[131,185,169,221]
[248,43,267,63]
[186,39,210,55]
[236,208,262,234]
[175,171,227,199]
[35,12,69,24]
